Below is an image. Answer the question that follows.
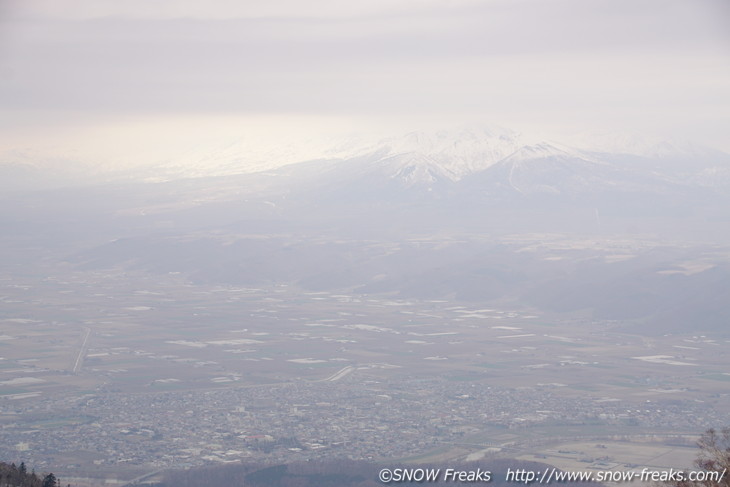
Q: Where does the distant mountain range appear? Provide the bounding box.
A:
[2,126,729,195]
[2,126,729,335]
[4,125,729,242]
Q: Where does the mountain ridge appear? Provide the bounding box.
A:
[2,126,729,198]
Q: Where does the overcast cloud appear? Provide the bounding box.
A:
[1,0,729,167]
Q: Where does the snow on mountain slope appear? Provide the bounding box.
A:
[571,131,710,159]
[367,126,523,180]
[2,124,729,196]
[126,125,523,185]
[261,126,525,192]
[463,142,616,196]
[344,127,520,184]
[245,127,729,195]
[464,141,729,200]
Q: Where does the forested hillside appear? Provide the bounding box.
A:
[0,462,65,487]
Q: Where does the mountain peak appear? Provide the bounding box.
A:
[356,125,524,181]
[502,142,600,164]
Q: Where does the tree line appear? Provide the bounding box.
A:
[0,462,67,487]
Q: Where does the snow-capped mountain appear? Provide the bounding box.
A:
[465,142,610,195]
[2,125,729,199]
[132,125,524,186]
[354,126,524,182]
[257,127,730,200]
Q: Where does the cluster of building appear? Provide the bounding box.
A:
[1,371,727,473]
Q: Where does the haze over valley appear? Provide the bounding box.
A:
[2,0,729,485]
[1,126,729,485]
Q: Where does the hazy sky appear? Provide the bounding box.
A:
[1,0,729,168]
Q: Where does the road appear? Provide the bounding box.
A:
[118,468,166,486]
[320,365,355,382]
[72,327,92,373]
